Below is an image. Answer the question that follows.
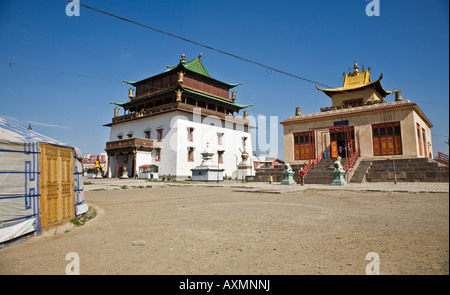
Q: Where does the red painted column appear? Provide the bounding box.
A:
[115,155,119,178]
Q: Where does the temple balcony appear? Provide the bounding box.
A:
[320,100,384,112]
[110,102,181,124]
[106,102,249,126]
[286,100,412,122]
[105,137,154,155]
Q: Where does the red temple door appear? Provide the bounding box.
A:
[331,141,338,158]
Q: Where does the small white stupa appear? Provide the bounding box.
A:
[237,148,252,182]
[191,142,224,182]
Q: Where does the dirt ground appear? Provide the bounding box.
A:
[0,186,448,275]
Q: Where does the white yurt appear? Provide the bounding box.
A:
[0,118,87,244]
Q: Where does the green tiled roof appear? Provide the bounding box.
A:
[181,87,251,109]
[165,57,210,77]
[110,87,175,107]
[125,55,241,88]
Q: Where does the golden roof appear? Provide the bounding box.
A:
[317,62,393,98]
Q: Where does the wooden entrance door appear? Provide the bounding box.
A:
[372,122,402,156]
[39,144,74,229]
[329,126,355,158]
[293,132,315,160]
[331,141,338,158]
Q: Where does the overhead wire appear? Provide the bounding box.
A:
[61,0,335,89]
[3,59,449,109]
[64,0,448,105]
[1,61,122,84]
[2,58,448,109]
[3,2,448,109]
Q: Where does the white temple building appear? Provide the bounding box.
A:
[104,54,254,179]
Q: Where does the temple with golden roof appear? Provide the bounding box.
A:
[281,62,434,166]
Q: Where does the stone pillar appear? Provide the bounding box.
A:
[106,155,111,178]
[133,151,137,179]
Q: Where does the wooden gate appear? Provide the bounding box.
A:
[39,144,74,229]
[329,126,355,158]
[293,132,315,160]
[372,122,402,156]
[331,141,338,158]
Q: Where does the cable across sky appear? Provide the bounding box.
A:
[62,0,335,89]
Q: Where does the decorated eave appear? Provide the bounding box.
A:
[124,53,242,90]
[110,84,252,110]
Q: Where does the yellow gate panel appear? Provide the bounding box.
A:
[331,141,338,158]
[39,144,74,230]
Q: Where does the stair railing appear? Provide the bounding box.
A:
[437,152,449,163]
[303,151,323,176]
[343,148,358,171]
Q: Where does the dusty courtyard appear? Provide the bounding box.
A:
[0,184,448,275]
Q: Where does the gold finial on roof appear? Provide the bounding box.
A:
[341,61,372,87]
[231,90,236,101]
[180,54,186,62]
[353,61,359,72]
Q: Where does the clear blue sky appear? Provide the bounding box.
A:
[1,0,448,158]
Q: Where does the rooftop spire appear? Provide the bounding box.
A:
[353,61,359,73]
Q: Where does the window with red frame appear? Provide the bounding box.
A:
[188,148,194,162]
[157,129,163,142]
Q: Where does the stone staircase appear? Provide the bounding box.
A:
[435,158,449,167]
[247,158,357,184]
[303,159,336,184]
[349,160,372,183]
[246,157,449,184]
[365,158,449,182]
